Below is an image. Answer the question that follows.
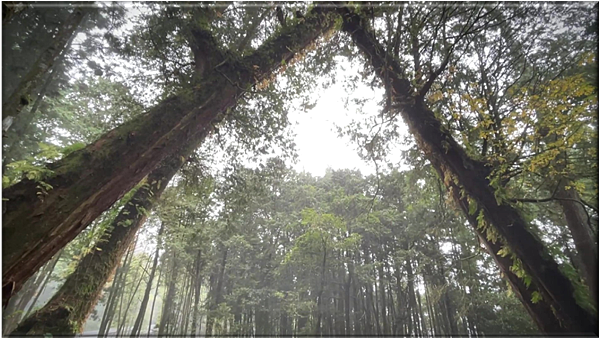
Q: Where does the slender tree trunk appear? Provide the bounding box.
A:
[2,6,87,120]
[117,256,151,336]
[2,7,339,304]
[98,248,130,337]
[147,258,164,336]
[2,260,51,334]
[556,182,599,305]
[315,244,327,336]
[158,252,179,337]
[98,260,124,339]
[340,9,597,335]
[104,241,136,337]
[180,274,194,335]
[377,258,390,335]
[130,222,165,337]
[190,250,203,337]
[433,258,458,336]
[415,276,428,336]
[22,250,62,319]
[206,246,228,337]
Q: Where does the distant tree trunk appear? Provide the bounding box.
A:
[315,245,327,336]
[2,6,87,121]
[205,246,229,337]
[393,265,404,335]
[377,258,390,335]
[190,250,203,337]
[102,241,136,337]
[2,7,339,304]
[131,222,165,337]
[415,276,428,336]
[22,250,62,318]
[439,277,458,335]
[179,274,194,335]
[340,9,598,335]
[2,260,52,334]
[158,251,179,337]
[117,257,151,336]
[406,259,420,336]
[10,150,187,336]
[423,282,439,336]
[98,249,130,337]
[2,251,62,335]
[147,258,164,336]
[344,270,352,335]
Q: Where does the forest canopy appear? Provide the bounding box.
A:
[1,1,598,337]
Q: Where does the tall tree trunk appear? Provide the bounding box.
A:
[117,256,152,336]
[190,250,203,337]
[104,240,136,337]
[2,7,339,304]
[98,255,125,339]
[315,244,327,336]
[130,222,165,337]
[158,251,179,337]
[377,258,390,335]
[415,276,428,336]
[340,9,597,335]
[406,259,419,336]
[556,182,599,305]
[344,269,352,335]
[433,257,458,336]
[147,258,164,336]
[206,246,229,337]
[2,258,53,334]
[11,149,185,336]
[2,6,87,121]
[22,250,62,319]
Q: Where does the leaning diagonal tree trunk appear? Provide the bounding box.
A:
[2,6,339,304]
[10,149,187,336]
[339,8,597,335]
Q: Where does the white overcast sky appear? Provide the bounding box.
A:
[288,62,410,177]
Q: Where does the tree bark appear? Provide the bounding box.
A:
[340,9,597,335]
[2,7,339,304]
[10,151,186,336]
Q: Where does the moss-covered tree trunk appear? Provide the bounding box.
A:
[10,150,188,336]
[2,6,339,305]
[2,6,87,122]
[339,8,597,335]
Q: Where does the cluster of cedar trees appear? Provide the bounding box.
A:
[2,3,598,336]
